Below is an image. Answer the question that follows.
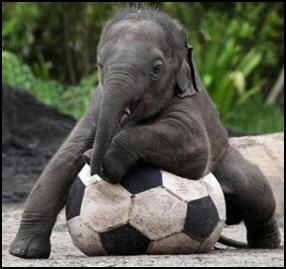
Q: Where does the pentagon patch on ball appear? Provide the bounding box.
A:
[66,164,226,255]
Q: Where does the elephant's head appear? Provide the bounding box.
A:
[90,8,201,175]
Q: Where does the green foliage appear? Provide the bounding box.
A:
[2,51,98,119]
[2,50,63,108]
[163,3,284,123]
[194,14,263,120]
[2,2,123,84]
[61,72,98,119]
[227,94,284,134]
[2,3,40,57]
[2,3,284,133]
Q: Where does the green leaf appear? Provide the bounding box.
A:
[237,84,261,104]
[2,18,17,37]
[237,50,262,76]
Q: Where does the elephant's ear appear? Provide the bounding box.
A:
[175,46,202,98]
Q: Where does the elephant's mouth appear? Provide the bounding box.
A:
[120,104,136,125]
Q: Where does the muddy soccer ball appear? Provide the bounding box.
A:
[66,164,225,256]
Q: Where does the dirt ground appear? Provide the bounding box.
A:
[2,204,284,267]
[2,85,75,203]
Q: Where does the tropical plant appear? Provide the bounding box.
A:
[2,51,98,119]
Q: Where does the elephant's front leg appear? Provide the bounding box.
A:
[100,116,211,184]
[9,88,102,259]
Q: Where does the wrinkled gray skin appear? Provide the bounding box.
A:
[10,8,280,259]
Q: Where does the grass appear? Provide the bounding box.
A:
[226,94,284,134]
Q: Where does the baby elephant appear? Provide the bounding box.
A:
[10,7,280,258]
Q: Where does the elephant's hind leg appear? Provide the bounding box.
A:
[214,146,281,248]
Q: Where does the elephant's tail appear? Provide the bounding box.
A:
[218,235,248,248]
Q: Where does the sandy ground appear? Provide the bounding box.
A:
[2,204,284,267]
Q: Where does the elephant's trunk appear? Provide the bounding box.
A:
[90,78,137,176]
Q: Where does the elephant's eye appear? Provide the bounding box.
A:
[150,60,163,79]
[97,62,104,85]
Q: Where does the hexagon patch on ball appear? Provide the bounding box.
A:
[66,164,226,255]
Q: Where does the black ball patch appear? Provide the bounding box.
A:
[121,164,162,194]
[66,177,85,220]
[100,224,151,255]
[184,196,219,240]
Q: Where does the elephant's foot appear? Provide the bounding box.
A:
[247,218,281,249]
[9,232,51,259]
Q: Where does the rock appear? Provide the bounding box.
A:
[230,133,284,226]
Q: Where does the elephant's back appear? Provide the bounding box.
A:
[193,90,229,168]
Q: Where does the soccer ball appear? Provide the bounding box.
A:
[66,164,225,256]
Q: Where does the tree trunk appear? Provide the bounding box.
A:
[266,67,284,105]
